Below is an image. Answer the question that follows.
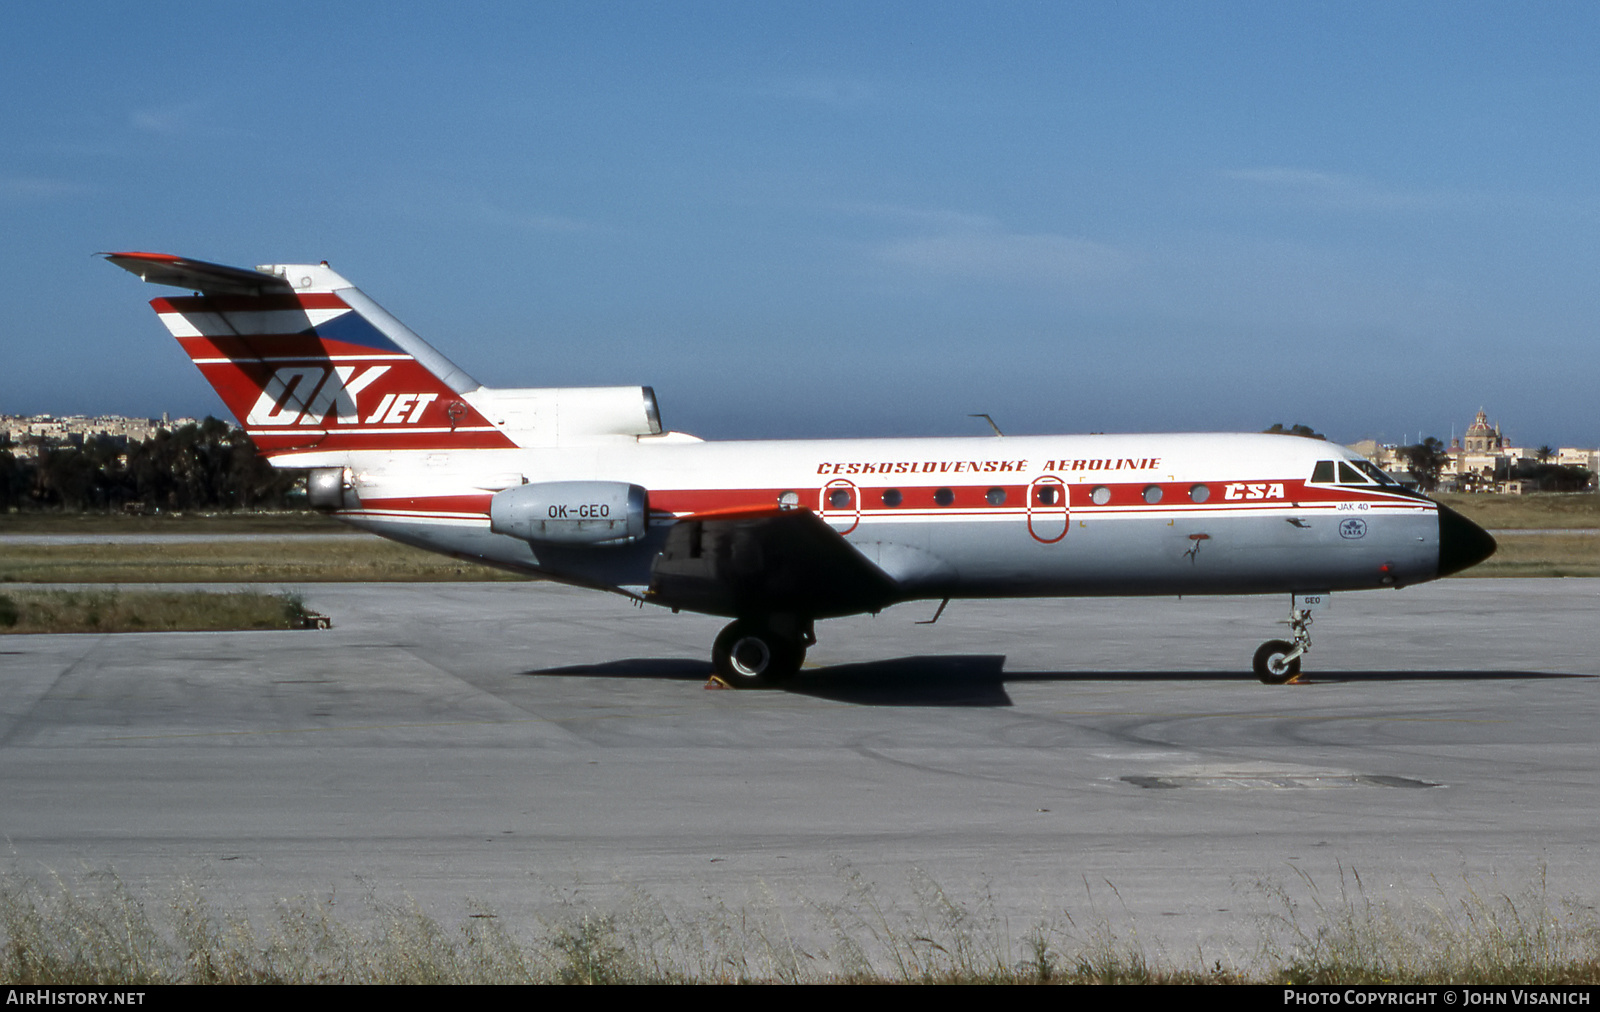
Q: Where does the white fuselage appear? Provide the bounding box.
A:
[299,430,1443,606]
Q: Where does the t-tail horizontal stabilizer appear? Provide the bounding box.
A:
[102,251,509,455]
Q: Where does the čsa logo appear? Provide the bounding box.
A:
[246,365,438,427]
[1224,482,1284,501]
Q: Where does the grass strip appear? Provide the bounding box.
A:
[0,539,523,583]
[0,589,316,634]
[1,867,1596,984]
[0,511,345,535]
[1433,493,1600,530]
[1460,532,1600,578]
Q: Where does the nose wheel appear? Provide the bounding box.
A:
[1254,606,1313,684]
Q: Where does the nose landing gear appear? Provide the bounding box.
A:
[1254,604,1314,684]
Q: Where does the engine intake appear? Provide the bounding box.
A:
[306,467,359,510]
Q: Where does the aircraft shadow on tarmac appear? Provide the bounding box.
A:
[526,654,1016,706]
[523,657,1586,708]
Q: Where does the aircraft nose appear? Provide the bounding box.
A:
[1436,503,1497,577]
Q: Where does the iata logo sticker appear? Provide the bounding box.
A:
[245,365,437,427]
[1339,518,1368,539]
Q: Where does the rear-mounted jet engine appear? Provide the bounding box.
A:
[490,481,649,546]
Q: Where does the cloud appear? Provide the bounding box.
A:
[382,183,609,236]
[501,209,598,233]
[842,200,1132,291]
[767,75,883,109]
[130,101,211,137]
[875,223,1132,289]
[1224,166,1352,189]
[864,199,1139,288]
[453,196,606,235]
[832,200,998,232]
[1222,166,1452,211]
[0,176,90,201]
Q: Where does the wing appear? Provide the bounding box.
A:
[648,506,901,619]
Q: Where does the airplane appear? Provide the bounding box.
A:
[104,251,1497,687]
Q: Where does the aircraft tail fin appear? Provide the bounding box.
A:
[102,252,514,456]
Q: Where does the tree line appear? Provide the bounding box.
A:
[0,418,302,512]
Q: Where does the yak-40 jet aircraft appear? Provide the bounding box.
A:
[106,252,1497,686]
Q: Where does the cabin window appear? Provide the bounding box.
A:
[1189,484,1211,503]
[986,487,1006,506]
[827,488,853,509]
[934,488,955,506]
[778,490,799,510]
[1143,485,1163,504]
[881,488,902,507]
[1311,461,1336,484]
[1090,486,1112,505]
[1035,485,1059,506]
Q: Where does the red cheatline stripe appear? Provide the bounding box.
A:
[356,494,495,513]
[153,293,349,312]
[678,504,797,521]
[339,488,1430,524]
[108,250,183,262]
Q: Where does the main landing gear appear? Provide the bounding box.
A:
[1254,603,1314,685]
[710,618,814,688]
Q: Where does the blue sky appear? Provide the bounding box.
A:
[4,1,1597,446]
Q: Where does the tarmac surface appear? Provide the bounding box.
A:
[0,533,375,545]
[2,578,1596,966]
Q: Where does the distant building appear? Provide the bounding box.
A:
[1558,447,1599,471]
[1,413,170,451]
[1460,409,1504,454]
[1346,438,1409,479]
[1350,409,1597,494]
[1448,408,1509,490]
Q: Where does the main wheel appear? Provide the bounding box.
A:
[1253,639,1301,684]
[712,621,804,688]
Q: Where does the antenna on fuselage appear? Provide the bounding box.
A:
[968,413,1004,437]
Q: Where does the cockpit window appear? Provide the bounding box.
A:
[1337,461,1369,484]
[1314,459,1397,486]
[1352,459,1400,486]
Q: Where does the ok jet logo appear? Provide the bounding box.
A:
[246,365,435,426]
